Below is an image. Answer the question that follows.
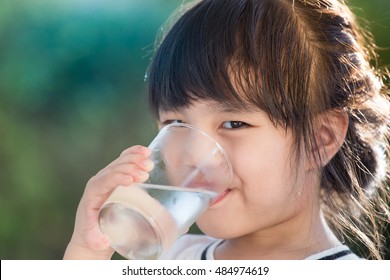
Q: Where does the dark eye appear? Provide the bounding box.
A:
[221,121,248,129]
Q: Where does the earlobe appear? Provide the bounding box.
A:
[311,109,349,168]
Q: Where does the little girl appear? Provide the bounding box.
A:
[64,0,389,260]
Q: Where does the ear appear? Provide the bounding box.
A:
[310,109,349,168]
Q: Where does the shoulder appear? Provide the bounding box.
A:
[158,234,218,260]
[305,245,362,260]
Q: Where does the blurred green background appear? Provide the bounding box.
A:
[0,0,389,259]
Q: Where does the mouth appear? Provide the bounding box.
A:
[182,171,232,205]
[210,188,231,206]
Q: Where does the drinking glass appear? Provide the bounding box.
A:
[98,123,232,259]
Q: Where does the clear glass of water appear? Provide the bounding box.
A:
[98,123,233,259]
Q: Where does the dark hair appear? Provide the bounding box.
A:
[147,0,389,259]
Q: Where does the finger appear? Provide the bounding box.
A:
[106,154,154,172]
[97,162,150,182]
[120,145,151,157]
[83,172,135,209]
[86,171,134,193]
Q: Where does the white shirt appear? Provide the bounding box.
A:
[159,234,361,260]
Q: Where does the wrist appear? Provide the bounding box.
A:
[63,241,114,260]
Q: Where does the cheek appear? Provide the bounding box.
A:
[230,137,300,204]
[234,138,293,179]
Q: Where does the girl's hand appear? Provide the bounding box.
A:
[64,145,154,259]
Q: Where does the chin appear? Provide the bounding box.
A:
[196,216,242,240]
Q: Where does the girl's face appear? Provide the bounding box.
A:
[159,100,320,239]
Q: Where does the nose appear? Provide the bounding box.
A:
[152,123,232,192]
[180,131,232,191]
[180,127,224,168]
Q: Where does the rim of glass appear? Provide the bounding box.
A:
[149,122,233,184]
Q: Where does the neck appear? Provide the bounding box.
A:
[215,209,341,260]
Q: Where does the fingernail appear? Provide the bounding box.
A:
[136,170,149,181]
[142,159,154,171]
